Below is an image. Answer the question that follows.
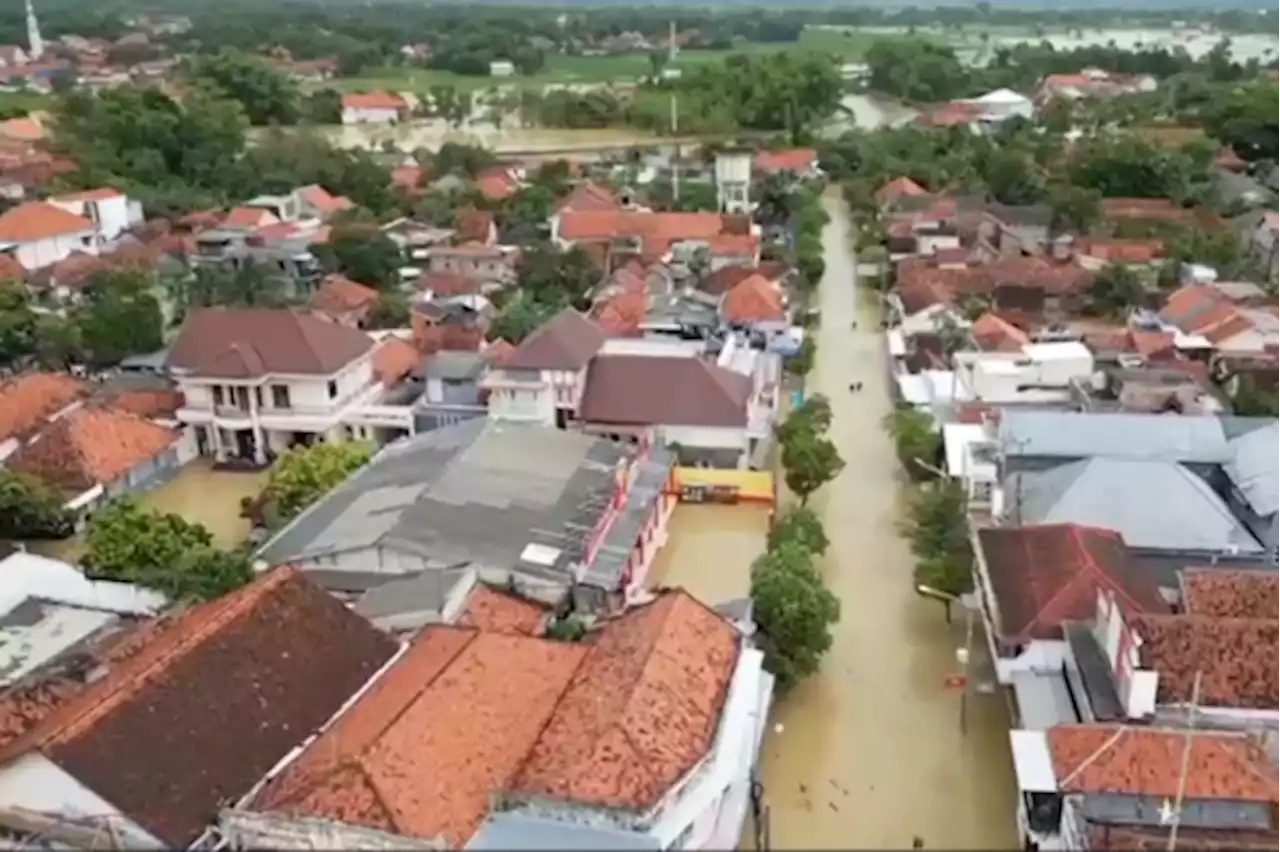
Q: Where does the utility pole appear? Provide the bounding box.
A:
[670,92,680,204]
[1165,671,1203,852]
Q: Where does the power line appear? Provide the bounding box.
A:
[1164,670,1203,852]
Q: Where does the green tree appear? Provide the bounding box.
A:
[0,279,36,366]
[185,49,303,126]
[864,38,967,102]
[1087,264,1145,318]
[516,241,599,305]
[784,335,816,378]
[901,480,972,598]
[76,268,165,367]
[780,428,845,505]
[314,225,403,289]
[489,294,560,344]
[82,497,252,601]
[767,505,829,556]
[883,406,940,481]
[750,541,840,692]
[776,394,833,444]
[0,470,75,540]
[265,440,373,522]
[1231,376,1279,417]
[304,89,343,124]
[366,292,411,329]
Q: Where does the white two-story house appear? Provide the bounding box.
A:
[484,308,606,429]
[166,308,413,464]
[49,187,144,242]
[0,201,99,271]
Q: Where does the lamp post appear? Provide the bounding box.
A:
[916,583,977,735]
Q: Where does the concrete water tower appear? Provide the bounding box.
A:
[714,149,752,215]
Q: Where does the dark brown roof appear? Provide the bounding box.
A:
[578,355,751,428]
[504,308,605,371]
[0,566,397,845]
[166,308,374,378]
[976,524,1167,643]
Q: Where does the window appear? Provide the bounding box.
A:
[212,386,224,405]
[272,385,291,408]
[254,387,263,408]
[327,380,338,399]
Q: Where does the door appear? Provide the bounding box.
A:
[235,431,255,459]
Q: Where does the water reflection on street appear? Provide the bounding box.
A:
[751,192,1018,849]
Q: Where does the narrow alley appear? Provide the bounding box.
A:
[753,192,1019,849]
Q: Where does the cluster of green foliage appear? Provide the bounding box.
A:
[49,88,399,218]
[882,406,942,482]
[751,504,840,693]
[489,241,599,344]
[82,497,253,601]
[1231,376,1280,417]
[263,440,373,523]
[776,395,844,505]
[900,480,973,600]
[0,470,75,540]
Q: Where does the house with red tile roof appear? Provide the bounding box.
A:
[0,372,90,460]
[0,201,98,271]
[307,273,380,328]
[553,209,760,267]
[0,566,397,848]
[223,588,774,851]
[340,91,408,125]
[721,273,786,327]
[473,165,521,201]
[972,524,1167,687]
[48,187,143,242]
[970,311,1030,353]
[1009,722,1277,851]
[164,307,415,464]
[753,147,821,179]
[875,176,928,208]
[295,184,354,219]
[555,181,621,214]
[1159,284,1280,359]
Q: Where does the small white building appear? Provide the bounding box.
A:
[48,187,144,243]
[488,59,515,77]
[340,91,407,125]
[963,88,1035,122]
[0,201,98,271]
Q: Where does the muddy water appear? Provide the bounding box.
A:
[753,192,1018,849]
[28,460,268,562]
[645,504,772,603]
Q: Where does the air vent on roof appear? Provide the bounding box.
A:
[521,543,562,567]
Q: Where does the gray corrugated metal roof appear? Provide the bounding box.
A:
[466,814,661,851]
[257,420,629,597]
[1007,458,1264,554]
[998,411,1240,463]
[1224,421,1280,517]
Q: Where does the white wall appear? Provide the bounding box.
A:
[0,753,165,849]
[14,230,98,271]
[49,194,140,242]
[661,425,749,463]
[342,106,400,125]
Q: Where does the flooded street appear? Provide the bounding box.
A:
[753,192,1017,849]
[646,504,771,603]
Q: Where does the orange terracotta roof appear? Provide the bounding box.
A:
[555,181,620,213]
[9,405,177,492]
[391,163,423,190]
[372,336,420,386]
[100,385,184,419]
[308,274,380,319]
[54,187,122,203]
[971,311,1030,352]
[593,290,648,337]
[753,147,817,175]
[875,176,928,206]
[559,210,728,262]
[0,372,89,443]
[708,231,757,255]
[1043,73,1093,88]
[341,91,406,111]
[1179,569,1278,619]
[0,566,398,845]
[1130,329,1175,359]
[454,208,494,245]
[1047,725,1279,801]
[474,166,519,201]
[0,201,94,242]
[455,585,548,636]
[1076,238,1163,263]
[722,274,784,323]
[0,116,42,142]
[297,184,354,216]
[252,590,738,845]
[221,205,277,230]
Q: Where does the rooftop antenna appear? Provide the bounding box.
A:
[1163,670,1203,852]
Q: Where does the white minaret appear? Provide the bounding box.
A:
[26,0,44,62]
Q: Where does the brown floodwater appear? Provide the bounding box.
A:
[30,459,268,562]
[750,192,1018,850]
[645,504,771,603]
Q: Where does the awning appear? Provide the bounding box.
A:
[1012,670,1080,730]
